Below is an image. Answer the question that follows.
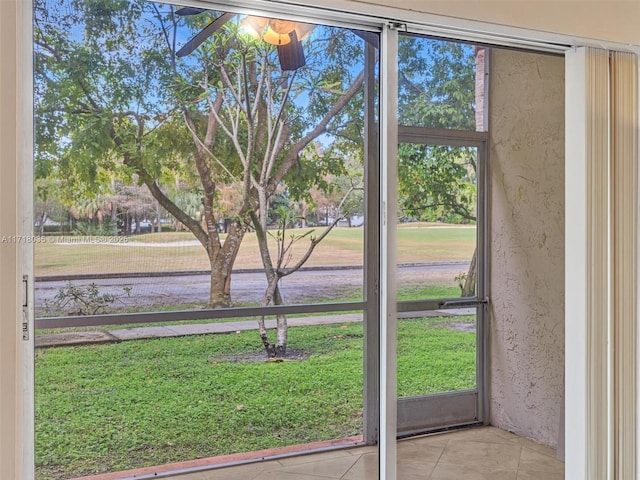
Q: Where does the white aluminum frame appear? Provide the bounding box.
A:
[379,23,398,480]
[19,0,35,478]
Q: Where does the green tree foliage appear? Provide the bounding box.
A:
[396,36,480,296]
[397,36,478,223]
[398,37,476,130]
[398,145,476,224]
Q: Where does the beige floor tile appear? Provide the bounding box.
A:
[196,461,281,480]
[278,455,359,478]
[514,436,558,458]
[399,433,450,448]
[438,440,522,470]
[446,427,523,446]
[516,469,564,480]
[163,427,564,480]
[253,470,342,480]
[429,463,517,480]
[168,473,209,480]
[397,459,437,479]
[472,428,560,460]
[346,445,378,455]
[341,453,378,480]
[397,439,445,463]
[422,427,488,444]
[518,447,564,474]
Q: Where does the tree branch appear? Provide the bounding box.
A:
[183,105,237,181]
[279,185,355,277]
[407,200,476,222]
[269,70,364,193]
[204,92,223,149]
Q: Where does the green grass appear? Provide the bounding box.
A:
[35,319,475,480]
[35,224,475,277]
[398,316,476,394]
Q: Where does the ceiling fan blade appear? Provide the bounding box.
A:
[277,31,306,71]
[177,12,236,57]
[175,6,207,16]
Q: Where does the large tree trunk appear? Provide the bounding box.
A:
[133,161,247,309]
[206,219,247,308]
[209,260,232,308]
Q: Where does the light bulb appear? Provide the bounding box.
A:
[263,26,291,45]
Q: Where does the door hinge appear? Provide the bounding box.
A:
[22,275,29,341]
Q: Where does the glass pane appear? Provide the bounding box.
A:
[33,0,378,477]
[397,144,478,300]
[398,35,486,131]
[397,311,477,398]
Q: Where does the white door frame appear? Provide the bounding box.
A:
[1,0,35,479]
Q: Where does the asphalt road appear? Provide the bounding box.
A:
[34,261,470,316]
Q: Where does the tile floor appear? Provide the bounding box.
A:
[163,426,564,480]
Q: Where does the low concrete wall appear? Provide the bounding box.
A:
[488,48,565,447]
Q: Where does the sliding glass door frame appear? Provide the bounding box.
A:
[24,1,497,476]
[378,23,399,480]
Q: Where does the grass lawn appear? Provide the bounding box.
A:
[35,318,476,480]
[35,224,476,277]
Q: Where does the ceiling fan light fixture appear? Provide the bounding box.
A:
[263,26,291,45]
[239,16,314,46]
[277,30,306,71]
[176,10,309,70]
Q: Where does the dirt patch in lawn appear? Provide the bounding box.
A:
[212,348,310,364]
[446,322,476,333]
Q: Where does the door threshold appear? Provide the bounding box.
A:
[72,435,365,480]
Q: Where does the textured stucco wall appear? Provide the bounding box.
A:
[488,49,565,447]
